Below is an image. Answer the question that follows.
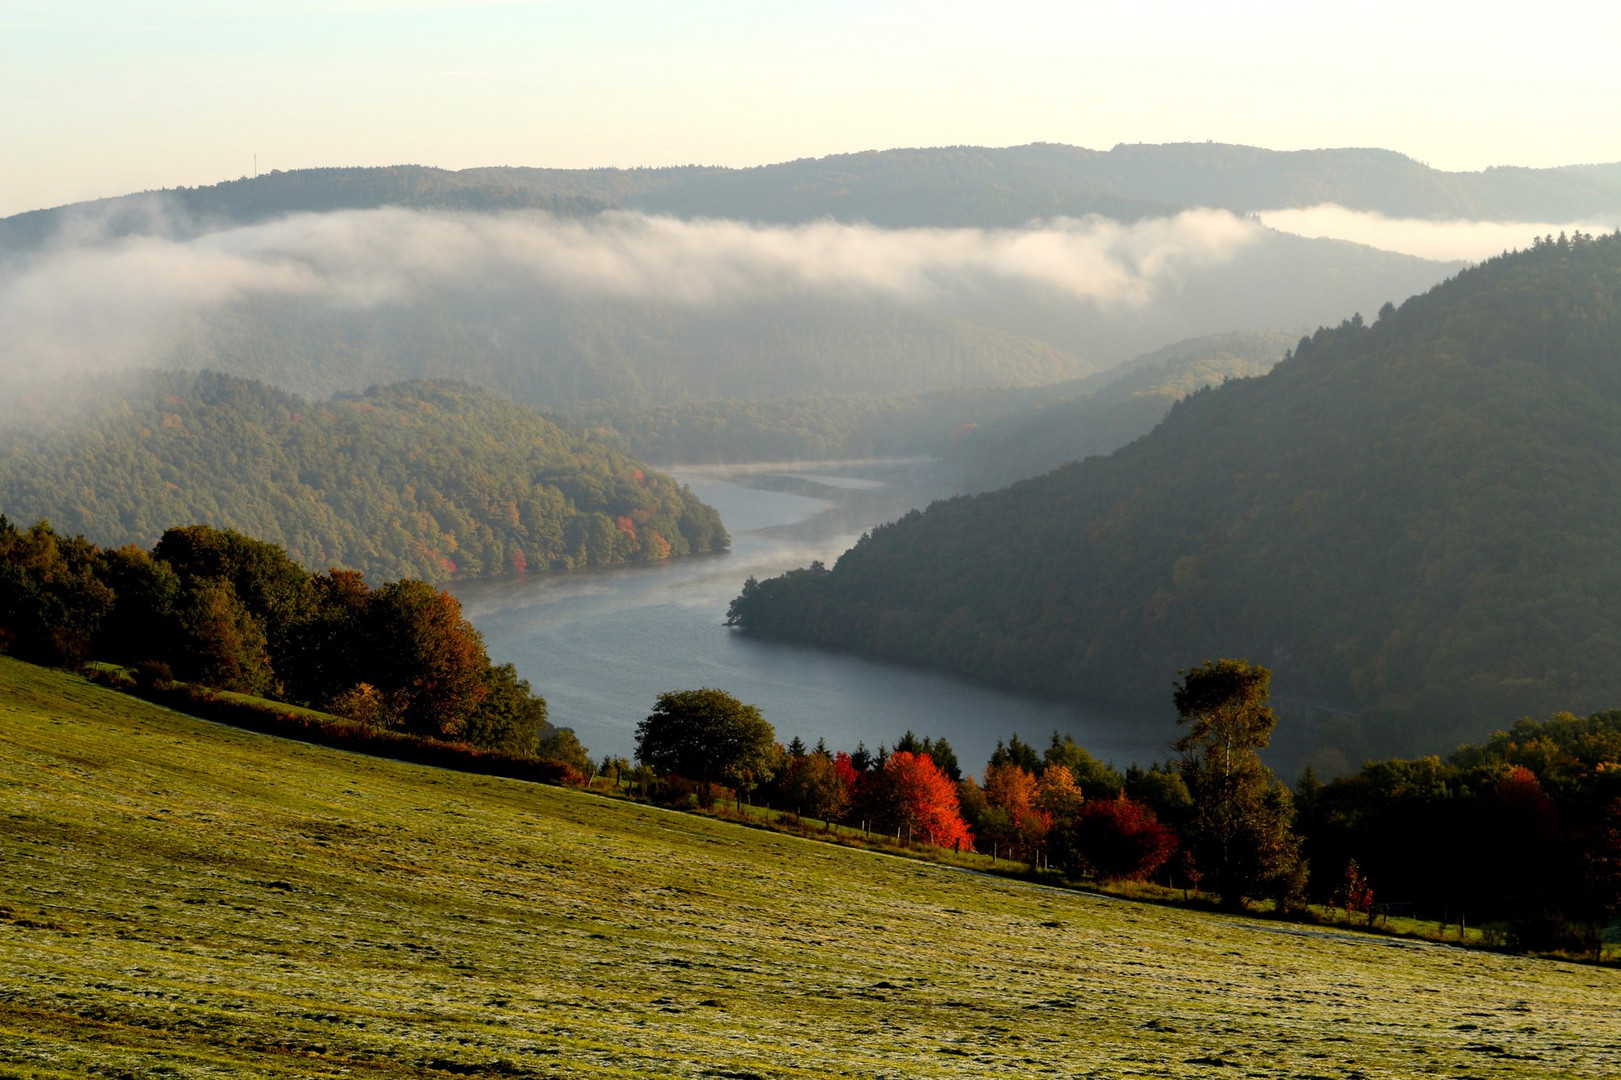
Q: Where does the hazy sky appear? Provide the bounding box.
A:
[3,0,1619,218]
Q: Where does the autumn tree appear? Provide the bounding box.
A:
[1174,659,1302,911]
[1057,796,1178,882]
[635,688,777,801]
[1038,762,1084,824]
[833,750,862,792]
[364,579,491,739]
[1334,859,1375,924]
[871,751,973,849]
[781,752,848,825]
[894,730,962,780]
[980,762,1051,861]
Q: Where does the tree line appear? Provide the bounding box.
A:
[624,660,1621,956]
[624,663,1295,905]
[0,517,586,766]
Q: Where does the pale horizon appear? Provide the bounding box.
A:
[4,0,1619,219]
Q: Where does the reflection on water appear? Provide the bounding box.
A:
[452,458,1176,775]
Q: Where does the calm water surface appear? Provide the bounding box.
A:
[452,458,1175,775]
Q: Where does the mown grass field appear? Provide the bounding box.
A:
[2,656,1618,1079]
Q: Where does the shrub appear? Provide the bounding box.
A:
[133,659,175,692]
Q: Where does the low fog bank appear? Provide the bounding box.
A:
[0,202,1454,410]
[0,205,1259,376]
[1259,204,1621,262]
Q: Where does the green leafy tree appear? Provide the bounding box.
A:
[364,579,490,739]
[463,662,549,756]
[1124,762,1194,829]
[1174,659,1303,911]
[780,752,848,825]
[635,688,777,801]
[537,727,593,775]
[0,518,116,666]
[179,581,275,695]
[1046,731,1123,798]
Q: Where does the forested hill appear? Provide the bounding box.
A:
[180,291,1095,407]
[627,144,1621,225]
[0,164,717,251]
[587,330,1292,469]
[950,330,1294,491]
[728,232,1621,762]
[0,373,727,582]
[7,145,1621,248]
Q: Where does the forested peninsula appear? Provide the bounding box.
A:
[0,372,727,582]
[729,232,1621,762]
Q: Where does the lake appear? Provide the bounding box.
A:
[451,458,1177,778]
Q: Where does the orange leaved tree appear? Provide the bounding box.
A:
[873,751,974,850]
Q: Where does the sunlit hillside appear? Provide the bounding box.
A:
[2,656,1617,1078]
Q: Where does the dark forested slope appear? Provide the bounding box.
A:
[951,331,1294,490]
[0,373,726,582]
[729,232,1621,758]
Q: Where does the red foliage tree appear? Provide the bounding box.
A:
[1335,858,1375,924]
[1495,765,1559,830]
[366,579,490,739]
[1064,796,1178,882]
[872,751,974,850]
[833,751,862,792]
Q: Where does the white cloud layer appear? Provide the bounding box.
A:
[1258,204,1621,263]
[0,207,1262,380]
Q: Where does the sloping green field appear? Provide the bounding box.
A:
[2,657,1617,1079]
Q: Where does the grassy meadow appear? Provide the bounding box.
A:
[2,656,1618,1079]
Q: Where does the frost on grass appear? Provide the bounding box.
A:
[1,657,1619,1078]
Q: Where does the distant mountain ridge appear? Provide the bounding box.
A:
[727,231,1621,763]
[6,143,1619,253]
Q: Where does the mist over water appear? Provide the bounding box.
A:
[0,206,1261,384]
[1259,203,1621,262]
[452,459,1175,776]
